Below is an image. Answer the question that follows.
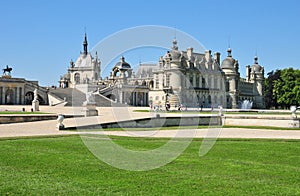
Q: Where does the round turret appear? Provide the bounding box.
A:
[114,56,131,69]
[221,48,238,73]
[251,56,263,72]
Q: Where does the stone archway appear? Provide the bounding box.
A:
[149,80,154,89]
[25,91,34,105]
[5,89,14,105]
[74,73,80,84]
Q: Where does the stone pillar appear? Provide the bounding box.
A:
[143,92,147,106]
[16,87,19,105]
[145,92,148,106]
[19,87,22,104]
[0,87,2,105]
[135,92,138,106]
[132,92,135,106]
[2,87,6,104]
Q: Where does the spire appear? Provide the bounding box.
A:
[83,33,88,55]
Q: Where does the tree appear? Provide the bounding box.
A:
[267,68,300,109]
[264,69,280,109]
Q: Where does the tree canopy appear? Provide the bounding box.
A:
[265,68,300,109]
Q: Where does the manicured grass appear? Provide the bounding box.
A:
[0,136,299,195]
[0,111,50,115]
[76,125,300,131]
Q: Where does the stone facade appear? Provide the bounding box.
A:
[221,48,265,109]
[59,34,265,109]
[0,75,48,105]
[59,33,101,88]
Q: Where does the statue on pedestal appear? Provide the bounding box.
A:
[32,88,39,111]
[83,91,98,116]
[2,65,12,78]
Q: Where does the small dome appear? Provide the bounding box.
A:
[251,56,263,72]
[114,56,131,69]
[221,57,235,69]
[221,48,235,69]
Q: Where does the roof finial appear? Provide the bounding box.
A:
[227,48,232,57]
[254,47,258,64]
[120,56,125,62]
[254,55,258,64]
[172,38,178,50]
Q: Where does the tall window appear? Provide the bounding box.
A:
[189,76,193,87]
[74,73,80,84]
[214,77,218,89]
[155,75,159,89]
[166,74,170,87]
[196,75,199,88]
[202,77,206,88]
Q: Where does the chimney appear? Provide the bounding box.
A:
[205,50,211,61]
[214,52,220,65]
[187,47,193,59]
[246,65,251,81]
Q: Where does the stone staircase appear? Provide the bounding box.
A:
[49,88,114,107]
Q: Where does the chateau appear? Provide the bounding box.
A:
[58,34,265,109]
[0,33,265,109]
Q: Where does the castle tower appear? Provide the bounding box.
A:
[221,48,240,109]
[250,56,265,108]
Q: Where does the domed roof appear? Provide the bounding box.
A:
[251,56,263,72]
[114,56,131,69]
[221,48,235,69]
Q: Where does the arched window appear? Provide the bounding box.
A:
[208,95,212,104]
[149,80,154,89]
[202,77,206,88]
[5,89,14,104]
[74,73,80,84]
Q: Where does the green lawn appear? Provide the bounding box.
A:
[0,136,299,195]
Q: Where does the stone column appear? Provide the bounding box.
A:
[145,92,148,106]
[132,92,135,106]
[20,87,24,104]
[2,87,5,104]
[0,87,2,105]
[16,87,19,105]
[135,92,138,106]
[143,92,147,106]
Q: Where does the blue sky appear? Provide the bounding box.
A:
[0,0,299,86]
